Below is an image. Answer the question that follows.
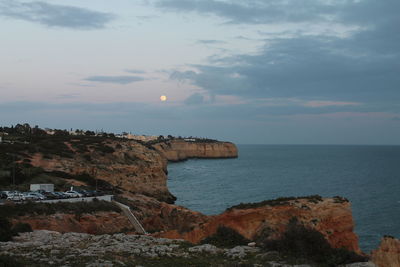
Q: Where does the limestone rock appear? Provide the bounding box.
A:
[371,236,400,267]
[152,140,238,162]
[159,196,360,253]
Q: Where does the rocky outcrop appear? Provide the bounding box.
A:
[371,236,400,267]
[152,140,238,162]
[0,230,372,266]
[157,196,360,253]
[11,212,134,234]
[117,192,209,234]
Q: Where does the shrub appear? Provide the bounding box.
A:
[262,218,368,266]
[227,195,323,211]
[0,255,23,267]
[12,223,32,235]
[0,217,13,242]
[201,226,250,248]
[0,200,121,219]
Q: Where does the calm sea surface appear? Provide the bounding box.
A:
[167,145,400,252]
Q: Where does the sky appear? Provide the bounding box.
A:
[0,0,399,144]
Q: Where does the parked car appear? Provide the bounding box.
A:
[76,189,95,197]
[7,192,24,201]
[64,191,83,198]
[53,192,69,199]
[0,191,7,199]
[22,192,39,201]
[41,191,58,199]
[29,192,46,200]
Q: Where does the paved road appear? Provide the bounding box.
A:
[0,195,114,205]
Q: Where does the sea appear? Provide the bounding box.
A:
[167,144,400,253]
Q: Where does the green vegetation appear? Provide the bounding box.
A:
[201,226,250,248]
[261,218,368,266]
[0,255,24,267]
[11,223,33,235]
[0,217,32,242]
[0,200,120,219]
[44,170,115,191]
[0,125,122,190]
[0,217,13,242]
[333,196,350,203]
[227,195,323,211]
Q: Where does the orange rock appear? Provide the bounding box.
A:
[157,197,360,253]
[29,140,175,203]
[12,212,134,234]
[152,140,238,162]
[371,236,400,267]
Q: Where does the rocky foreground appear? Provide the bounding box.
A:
[0,230,376,267]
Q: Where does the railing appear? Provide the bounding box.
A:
[113,201,147,235]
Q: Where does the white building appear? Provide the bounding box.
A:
[30,184,54,192]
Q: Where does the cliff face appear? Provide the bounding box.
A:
[152,140,238,162]
[12,211,134,234]
[14,137,365,256]
[157,197,360,253]
[29,140,175,203]
[371,236,400,267]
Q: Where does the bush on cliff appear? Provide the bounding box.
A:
[0,218,32,242]
[227,195,323,211]
[201,226,250,248]
[0,217,13,242]
[11,223,32,235]
[0,255,23,267]
[0,200,120,219]
[262,218,368,266]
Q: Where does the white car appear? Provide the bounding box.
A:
[64,191,83,198]
[7,192,24,201]
[23,192,46,201]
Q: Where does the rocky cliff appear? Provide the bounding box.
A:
[28,139,175,203]
[152,140,238,162]
[156,196,360,252]
[371,236,400,267]
[5,135,377,259]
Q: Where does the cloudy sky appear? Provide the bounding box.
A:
[1,0,399,144]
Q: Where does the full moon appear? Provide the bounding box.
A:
[160,95,167,101]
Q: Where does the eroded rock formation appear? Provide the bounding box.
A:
[29,140,175,203]
[371,236,400,267]
[11,137,368,257]
[152,140,238,162]
[157,196,360,253]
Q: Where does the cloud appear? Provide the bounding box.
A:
[303,101,361,108]
[0,0,115,29]
[125,69,146,74]
[184,93,205,105]
[84,75,145,84]
[167,0,400,113]
[197,39,226,45]
[56,94,80,99]
[155,0,338,24]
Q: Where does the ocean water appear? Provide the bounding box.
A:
[167,145,400,253]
